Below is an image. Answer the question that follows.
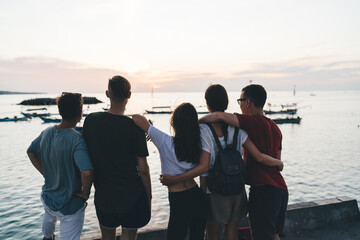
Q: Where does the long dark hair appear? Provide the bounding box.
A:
[205,84,229,141]
[171,103,201,164]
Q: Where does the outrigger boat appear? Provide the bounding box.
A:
[21,112,51,117]
[0,116,30,122]
[145,106,209,114]
[40,117,61,123]
[272,117,301,124]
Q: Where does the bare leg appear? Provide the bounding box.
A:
[121,228,138,240]
[274,233,280,240]
[100,224,116,240]
[224,221,238,240]
[207,224,221,240]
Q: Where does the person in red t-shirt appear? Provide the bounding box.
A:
[198,84,288,240]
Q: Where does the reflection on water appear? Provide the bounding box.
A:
[0,91,360,239]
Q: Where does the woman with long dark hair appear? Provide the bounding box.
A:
[132,103,208,240]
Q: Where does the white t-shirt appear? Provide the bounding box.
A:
[200,123,248,177]
[147,125,198,176]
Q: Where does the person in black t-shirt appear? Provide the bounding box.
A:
[83,76,151,240]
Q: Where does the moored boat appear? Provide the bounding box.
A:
[264,108,297,115]
[40,117,61,123]
[0,116,30,122]
[145,106,209,114]
[21,112,51,117]
[272,116,301,124]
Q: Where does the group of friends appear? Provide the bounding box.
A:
[27,75,288,240]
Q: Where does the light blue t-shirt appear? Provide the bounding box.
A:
[28,126,93,215]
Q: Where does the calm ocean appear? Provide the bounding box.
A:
[0,90,359,239]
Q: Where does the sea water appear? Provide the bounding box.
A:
[0,90,359,239]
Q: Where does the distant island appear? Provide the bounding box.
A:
[0,90,43,95]
[19,97,103,105]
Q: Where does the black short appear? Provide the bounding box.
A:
[95,190,151,229]
[249,185,288,240]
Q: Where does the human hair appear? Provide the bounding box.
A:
[108,75,131,103]
[205,84,228,112]
[170,103,201,164]
[56,92,83,121]
[205,84,229,141]
[242,84,267,109]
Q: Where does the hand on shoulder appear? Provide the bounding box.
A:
[132,114,150,132]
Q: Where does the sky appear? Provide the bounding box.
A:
[0,0,360,93]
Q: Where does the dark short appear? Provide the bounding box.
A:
[95,190,151,230]
[249,185,288,240]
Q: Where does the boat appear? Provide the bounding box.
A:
[26,107,47,111]
[145,106,173,114]
[0,116,30,122]
[145,106,209,114]
[21,112,51,117]
[264,108,297,115]
[40,117,61,123]
[272,117,301,124]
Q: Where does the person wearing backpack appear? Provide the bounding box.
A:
[198,84,288,240]
[161,84,283,240]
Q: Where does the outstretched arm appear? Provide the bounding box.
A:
[132,114,151,133]
[243,138,283,171]
[27,151,43,175]
[199,112,239,128]
[160,150,210,186]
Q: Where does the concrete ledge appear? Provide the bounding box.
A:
[82,196,360,239]
[284,196,360,234]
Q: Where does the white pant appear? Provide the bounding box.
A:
[41,196,87,240]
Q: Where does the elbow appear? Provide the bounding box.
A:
[82,169,94,179]
[202,165,209,173]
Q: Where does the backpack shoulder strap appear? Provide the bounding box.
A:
[231,127,239,150]
[205,123,223,151]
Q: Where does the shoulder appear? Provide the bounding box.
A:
[86,111,106,119]
[41,125,56,137]
[235,113,255,121]
[200,123,211,132]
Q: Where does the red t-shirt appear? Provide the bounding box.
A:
[235,113,287,190]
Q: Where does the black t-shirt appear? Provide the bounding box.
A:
[83,112,149,214]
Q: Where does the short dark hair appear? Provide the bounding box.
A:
[108,75,131,102]
[57,92,83,121]
[205,84,228,112]
[171,103,201,164]
[242,84,267,109]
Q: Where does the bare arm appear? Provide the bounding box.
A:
[138,157,152,207]
[27,151,43,175]
[75,169,93,200]
[132,114,150,133]
[160,150,210,186]
[243,138,283,171]
[199,112,239,128]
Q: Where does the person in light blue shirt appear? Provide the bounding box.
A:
[27,92,93,240]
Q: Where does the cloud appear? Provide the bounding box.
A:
[0,57,122,93]
[0,56,359,93]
